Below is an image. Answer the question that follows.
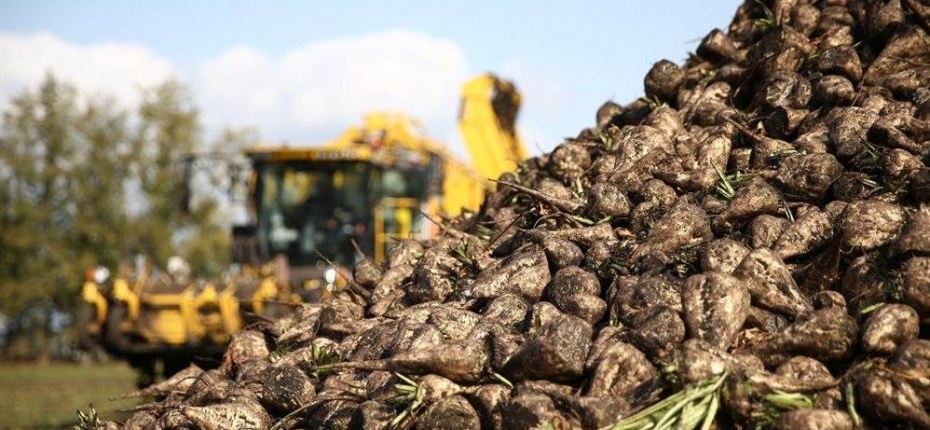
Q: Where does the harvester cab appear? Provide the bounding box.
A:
[239,72,527,295]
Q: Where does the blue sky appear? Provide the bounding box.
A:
[2,0,743,157]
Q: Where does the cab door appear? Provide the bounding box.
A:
[372,166,430,263]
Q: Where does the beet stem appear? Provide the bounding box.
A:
[845,381,863,428]
[490,370,514,389]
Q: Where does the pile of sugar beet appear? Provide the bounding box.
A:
[98,1,930,429]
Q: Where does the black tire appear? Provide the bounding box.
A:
[129,355,156,389]
[74,303,97,351]
[163,356,188,379]
[104,304,130,353]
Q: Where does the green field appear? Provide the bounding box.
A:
[0,362,139,430]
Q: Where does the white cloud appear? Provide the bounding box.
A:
[196,46,279,131]
[0,32,175,109]
[196,30,469,151]
[1,30,561,159]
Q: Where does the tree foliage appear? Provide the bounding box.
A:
[0,74,231,317]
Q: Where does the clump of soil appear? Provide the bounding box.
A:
[104,1,930,429]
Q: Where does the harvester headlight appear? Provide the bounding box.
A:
[324,267,337,285]
[93,267,110,284]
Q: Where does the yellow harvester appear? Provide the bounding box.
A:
[78,73,528,383]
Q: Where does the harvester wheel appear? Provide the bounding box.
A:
[104,304,130,352]
[75,303,97,351]
[163,357,188,379]
[129,356,156,389]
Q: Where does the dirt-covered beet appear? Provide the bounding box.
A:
[682,272,750,349]
[102,1,930,429]
[861,304,920,354]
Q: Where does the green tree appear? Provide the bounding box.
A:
[0,75,84,315]
[1,75,235,324]
[68,98,134,296]
[127,80,242,278]
[127,80,202,268]
[1,76,142,358]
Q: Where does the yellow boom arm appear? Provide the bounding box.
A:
[458,73,528,182]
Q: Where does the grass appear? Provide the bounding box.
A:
[0,361,139,430]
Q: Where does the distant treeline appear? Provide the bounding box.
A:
[0,74,250,355]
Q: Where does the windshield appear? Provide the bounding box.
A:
[255,160,372,268]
